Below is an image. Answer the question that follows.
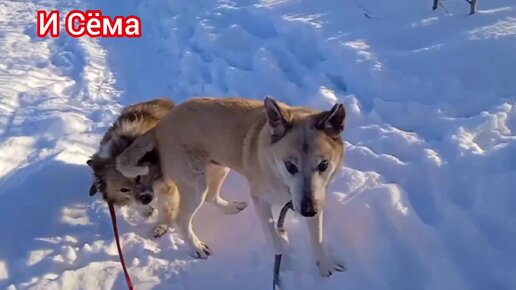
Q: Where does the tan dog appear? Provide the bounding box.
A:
[116,97,346,276]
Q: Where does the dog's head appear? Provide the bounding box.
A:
[263,96,346,217]
[87,156,157,207]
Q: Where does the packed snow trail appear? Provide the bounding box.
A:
[1,0,516,289]
[0,0,123,288]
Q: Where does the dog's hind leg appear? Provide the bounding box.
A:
[175,175,212,259]
[205,165,247,214]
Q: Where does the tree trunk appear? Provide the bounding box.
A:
[470,0,477,14]
[433,0,439,10]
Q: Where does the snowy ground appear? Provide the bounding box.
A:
[1,0,516,289]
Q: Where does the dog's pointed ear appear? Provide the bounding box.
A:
[315,103,346,138]
[264,96,290,143]
[89,183,98,196]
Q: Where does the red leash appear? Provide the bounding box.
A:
[108,202,135,290]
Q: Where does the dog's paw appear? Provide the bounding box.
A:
[118,164,149,178]
[316,252,345,278]
[153,224,169,238]
[191,242,211,259]
[222,201,248,214]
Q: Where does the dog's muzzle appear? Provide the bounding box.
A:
[299,197,318,217]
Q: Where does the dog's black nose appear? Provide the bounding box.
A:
[300,197,317,217]
[138,194,153,205]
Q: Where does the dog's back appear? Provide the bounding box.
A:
[99,98,175,155]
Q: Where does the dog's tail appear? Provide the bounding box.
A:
[116,128,156,178]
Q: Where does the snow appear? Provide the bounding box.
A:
[1,0,516,289]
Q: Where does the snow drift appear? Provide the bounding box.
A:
[1,0,515,289]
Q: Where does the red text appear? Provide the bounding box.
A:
[37,10,142,38]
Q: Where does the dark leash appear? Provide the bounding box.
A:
[108,202,135,290]
[273,201,293,290]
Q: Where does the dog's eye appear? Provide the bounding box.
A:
[317,160,329,173]
[284,161,298,175]
[120,188,130,193]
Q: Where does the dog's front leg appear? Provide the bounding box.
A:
[251,196,289,255]
[306,211,345,277]
[152,180,179,238]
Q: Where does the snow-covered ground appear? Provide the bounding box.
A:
[1,0,516,289]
